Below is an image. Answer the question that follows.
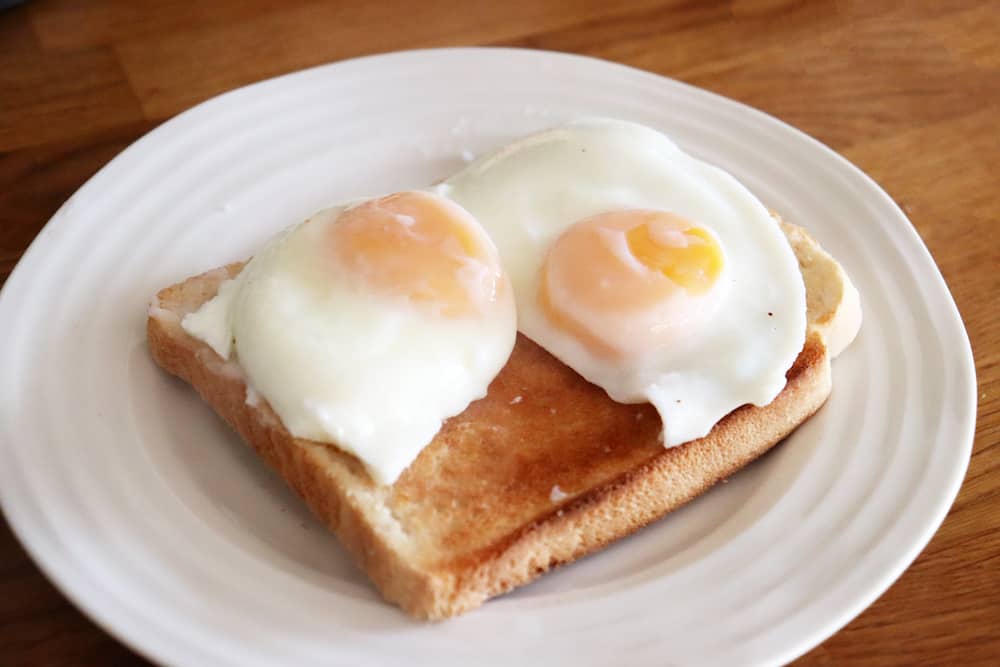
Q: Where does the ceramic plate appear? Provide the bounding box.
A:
[0,48,976,666]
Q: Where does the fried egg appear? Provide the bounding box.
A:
[436,119,807,446]
[182,191,517,484]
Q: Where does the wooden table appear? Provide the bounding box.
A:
[1,1,996,664]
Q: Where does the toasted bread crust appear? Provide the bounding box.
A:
[435,336,827,616]
[148,248,831,618]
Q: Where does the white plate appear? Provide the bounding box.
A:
[0,48,976,667]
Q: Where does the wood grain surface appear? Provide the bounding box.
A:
[1,0,997,665]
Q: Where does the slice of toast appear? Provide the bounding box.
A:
[147,220,857,620]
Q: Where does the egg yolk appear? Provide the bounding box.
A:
[539,210,725,357]
[330,191,504,317]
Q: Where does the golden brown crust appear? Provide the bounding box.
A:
[148,243,833,619]
[427,335,827,616]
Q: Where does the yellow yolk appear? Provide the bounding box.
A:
[539,210,725,357]
[625,215,724,294]
[330,191,503,317]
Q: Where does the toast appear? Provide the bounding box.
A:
[147,220,859,620]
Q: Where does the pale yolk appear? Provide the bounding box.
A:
[330,191,503,317]
[539,210,725,357]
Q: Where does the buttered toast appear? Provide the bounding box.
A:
[147,220,859,620]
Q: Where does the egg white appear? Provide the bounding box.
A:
[435,118,807,446]
[183,205,517,485]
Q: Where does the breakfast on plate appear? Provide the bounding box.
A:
[147,118,861,619]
